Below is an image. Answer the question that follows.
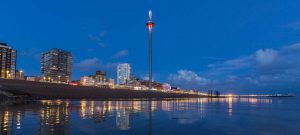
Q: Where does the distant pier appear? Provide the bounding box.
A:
[221,94,295,98]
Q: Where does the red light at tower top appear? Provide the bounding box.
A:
[147,22,155,29]
[146,10,155,29]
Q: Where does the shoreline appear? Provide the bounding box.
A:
[0,79,204,100]
[0,79,295,101]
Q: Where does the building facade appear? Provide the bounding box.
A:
[117,63,131,85]
[41,48,72,83]
[16,70,24,80]
[25,76,41,82]
[80,71,114,88]
[80,76,95,86]
[0,43,17,79]
[107,78,115,88]
[94,70,106,84]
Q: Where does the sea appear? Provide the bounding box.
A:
[0,97,299,135]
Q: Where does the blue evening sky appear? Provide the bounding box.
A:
[1,0,300,93]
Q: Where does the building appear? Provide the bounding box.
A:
[41,48,72,83]
[80,71,114,88]
[0,43,17,79]
[117,63,131,85]
[25,76,41,82]
[80,76,95,86]
[107,78,115,88]
[16,70,24,80]
[94,70,106,85]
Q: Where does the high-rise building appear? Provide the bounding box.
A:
[41,48,72,83]
[117,63,131,85]
[0,43,17,79]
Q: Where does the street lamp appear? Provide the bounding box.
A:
[58,75,61,83]
[19,70,23,80]
[6,70,10,79]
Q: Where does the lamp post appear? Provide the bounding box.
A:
[19,70,23,80]
[6,70,10,79]
[58,75,61,83]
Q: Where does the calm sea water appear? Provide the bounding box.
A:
[0,97,299,135]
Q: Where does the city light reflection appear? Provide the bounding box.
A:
[0,98,274,134]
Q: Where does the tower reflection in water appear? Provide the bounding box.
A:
[0,98,273,135]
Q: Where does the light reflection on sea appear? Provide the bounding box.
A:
[0,97,299,135]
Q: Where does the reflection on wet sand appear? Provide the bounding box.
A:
[39,100,70,135]
[0,98,273,135]
[0,111,13,135]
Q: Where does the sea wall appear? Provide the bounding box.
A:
[0,79,201,100]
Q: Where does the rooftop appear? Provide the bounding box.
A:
[0,42,12,49]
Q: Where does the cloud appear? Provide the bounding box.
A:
[141,75,156,81]
[168,43,300,93]
[75,57,120,72]
[89,31,107,48]
[74,57,120,79]
[75,57,101,72]
[206,56,254,77]
[142,75,149,81]
[168,70,210,89]
[255,48,278,66]
[111,50,129,59]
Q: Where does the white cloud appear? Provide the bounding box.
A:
[168,70,210,89]
[142,76,149,81]
[141,75,156,81]
[112,50,129,59]
[74,57,121,79]
[255,48,278,66]
[246,77,259,84]
[89,31,107,48]
[168,43,300,93]
[226,75,238,83]
[75,57,101,72]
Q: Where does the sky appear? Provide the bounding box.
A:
[1,0,300,94]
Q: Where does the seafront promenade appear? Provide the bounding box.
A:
[0,79,202,100]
